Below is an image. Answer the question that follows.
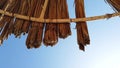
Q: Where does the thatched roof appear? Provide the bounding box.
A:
[0,0,119,51]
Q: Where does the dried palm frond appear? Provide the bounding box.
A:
[7,0,21,35]
[105,0,120,12]
[57,0,71,38]
[32,0,45,48]
[75,0,90,51]
[13,0,29,37]
[43,0,58,46]
[0,0,20,44]
[26,0,45,48]
[22,0,35,34]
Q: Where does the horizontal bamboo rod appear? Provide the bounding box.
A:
[0,9,120,23]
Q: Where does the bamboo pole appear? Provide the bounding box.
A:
[0,9,119,23]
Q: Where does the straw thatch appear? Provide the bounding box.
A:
[75,0,90,51]
[0,0,119,51]
[26,0,45,48]
[43,0,71,46]
[105,0,120,12]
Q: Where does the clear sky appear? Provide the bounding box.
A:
[0,0,120,68]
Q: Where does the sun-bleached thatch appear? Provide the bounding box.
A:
[0,0,119,51]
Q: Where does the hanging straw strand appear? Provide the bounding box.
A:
[22,0,37,34]
[75,0,90,51]
[13,0,29,37]
[0,0,20,45]
[26,0,45,48]
[57,0,71,38]
[43,0,58,46]
[33,0,45,48]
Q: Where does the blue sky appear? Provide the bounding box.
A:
[0,0,120,68]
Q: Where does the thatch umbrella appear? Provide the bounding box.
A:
[0,0,119,51]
